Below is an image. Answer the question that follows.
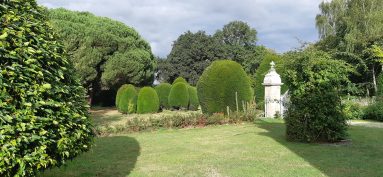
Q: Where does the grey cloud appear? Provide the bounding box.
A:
[37,0,322,57]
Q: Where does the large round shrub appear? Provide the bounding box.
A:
[197,60,253,115]
[137,87,160,114]
[172,77,188,85]
[155,83,172,109]
[0,1,93,176]
[118,84,137,114]
[168,82,190,108]
[188,86,199,110]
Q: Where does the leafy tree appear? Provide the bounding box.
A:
[48,8,156,105]
[159,31,225,85]
[283,50,353,142]
[0,1,93,176]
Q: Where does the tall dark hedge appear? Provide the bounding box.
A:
[117,84,137,114]
[155,83,172,109]
[168,82,190,108]
[283,50,353,142]
[197,60,253,114]
[0,1,93,176]
[188,86,199,110]
[137,87,159,114]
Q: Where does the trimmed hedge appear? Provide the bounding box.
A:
[169,82,190,108]
[137,87,160,114]
[155,83,172,109]
[197,60,253,115]
[0,1,93,176]
[172,77,188,85]
[188,86,199,110]
[118,84,137,114]
[115,84,130,108]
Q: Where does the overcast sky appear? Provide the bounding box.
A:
[37,0,323,57]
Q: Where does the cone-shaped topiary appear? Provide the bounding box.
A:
[188,86,199,110]
[118,84,137,114]
[172,77,188,85]
[137,87,160,114]
[197,60,253,115]
[155,83,172,109]
[169,82,190,108]
[115,84,130,107]
[0,1,93,176]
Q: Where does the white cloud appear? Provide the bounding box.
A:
[37,0,323,57]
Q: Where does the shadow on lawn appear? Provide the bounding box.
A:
[41,136,140,177]
[255,119,383,177]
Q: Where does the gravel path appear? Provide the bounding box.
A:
[349,120,383,128]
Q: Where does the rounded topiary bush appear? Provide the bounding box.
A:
[172,77,188,85]
[137,87,160,114]
[0,1,93,176]
[118,84,137,114]
[188,86,199,110]
[155,83,172,109]
[168,82,190,109]
[115,84,130,107]
[197,60,253,115]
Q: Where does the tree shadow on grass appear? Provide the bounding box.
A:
[255,119,383,177]
[40,136,140,177]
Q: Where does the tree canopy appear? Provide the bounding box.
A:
[48,8,156,104]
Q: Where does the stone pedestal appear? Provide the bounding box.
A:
[263,61,283,118]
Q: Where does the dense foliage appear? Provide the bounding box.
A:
[172,77,188,85]
[115,84,129,108]
[197,60,253,115]
[342,100,364,120]
[48,8,156,105]
[117,84,137,114]
[154,83,172,109]
[0,1,93,176]
[283,50,353,142]
[363,101,383,121]
[188,86,199,111]
[137,87,159,114]
[168,82,190,109]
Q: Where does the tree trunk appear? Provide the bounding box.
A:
[372,65,378,94]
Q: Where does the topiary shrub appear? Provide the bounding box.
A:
[137,87,160,114]
[0,1,93,176]
[197,60,253,115]
[283,50,353,142]
[168,82,190,109]
[155,83,172,110]
[115,84,129,108]
[118,84,137,114]
[172,77,188,85]
[188,86,199,110]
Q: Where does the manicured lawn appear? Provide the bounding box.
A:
[40,118,383,177]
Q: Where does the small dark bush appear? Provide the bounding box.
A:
[188,86,199,110]
[363,101,383,121]
[155,83,172,109]
[118,84,137,114]
[168,82,189,109]
[137,87,160,114]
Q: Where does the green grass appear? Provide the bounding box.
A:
[40,118,383,177]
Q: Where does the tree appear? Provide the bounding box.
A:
[283,50,353,142]
[48,8,156,105]
[160,31,224,85]
[0,1,93,176]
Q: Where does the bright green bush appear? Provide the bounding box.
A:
[363,101,383,121]
[188,86,199,110]
[115,84,130,107]
[283,50,353,142]
[172,77,188,84]
[118,84,137,114]
[155,83,172,109]
[168,82,190,108]
[343,100,364,120]
[137,87,160,114]
[0,1,93,176]
[197,60,253,115]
